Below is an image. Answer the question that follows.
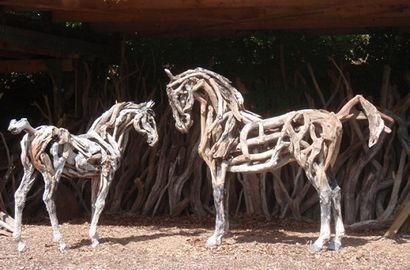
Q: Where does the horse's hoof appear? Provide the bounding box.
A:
[328,240,342,251]
[309,243,322,252]
[17,241,27,253]
[205,236,221,248]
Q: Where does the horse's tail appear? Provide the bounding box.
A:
[336,95,392,147]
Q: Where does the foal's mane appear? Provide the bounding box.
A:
[88,101,153,137]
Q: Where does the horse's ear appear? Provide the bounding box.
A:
[146,100,155,108]
[164,69,174,80]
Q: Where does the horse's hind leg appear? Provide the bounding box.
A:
[327,173,345,250]
[14,164,38,252]
[206,161,228,247]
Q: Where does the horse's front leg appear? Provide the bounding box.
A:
[206,161,228,247]
[89,170,114,248]
[90,177,100,217]
[328,173,345,251]
[307,168,332,252]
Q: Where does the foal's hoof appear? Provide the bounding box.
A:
[328,240,342,251]
[91,240,100,249]
[309,243,322,252]
[58,243,68,252]
[17,241,27,253]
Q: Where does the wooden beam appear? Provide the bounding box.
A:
[51,8,265,23]
[0,59,73,73]
[2,0,410,34]
[0,0,386,11]
[90,16,410,35]
[0,25,119,62]
[50,3,410,23]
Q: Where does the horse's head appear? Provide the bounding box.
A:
[165,69,196,133]
[132,101,158,147]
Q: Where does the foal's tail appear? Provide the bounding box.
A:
[336,95,392,147]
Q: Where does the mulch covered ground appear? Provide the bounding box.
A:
[1,215,409,269]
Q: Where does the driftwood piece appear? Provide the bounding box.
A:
[165,67,390,252]
[0,211,14,233]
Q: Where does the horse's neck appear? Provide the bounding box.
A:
[194,92,257,130]
[197,96,242,140]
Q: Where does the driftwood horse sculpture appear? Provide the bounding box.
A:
[165,67,391,251]
[8,101,158,252]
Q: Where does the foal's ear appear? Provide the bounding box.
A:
[164,69,174,80]
[146,100,155,108]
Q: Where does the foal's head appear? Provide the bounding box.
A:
[8,118,33,134]
[131,101,158,146]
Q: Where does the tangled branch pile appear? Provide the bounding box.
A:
[0,58,408,234]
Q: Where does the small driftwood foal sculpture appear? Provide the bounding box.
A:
[8,101,158,252]
[165,67,391,251]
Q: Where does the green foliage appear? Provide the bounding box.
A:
[126,31,409,113]
[65,22,83,28]
[3,10,42,19]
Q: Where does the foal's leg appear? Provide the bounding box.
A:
[89,171,113,248]
[41,143,69,251]
[41,172,67,251]
[327,173,345,250]
[13,164,38,252]
[307,169,332,252]
[206,161,228,247]
[14,136,38,252]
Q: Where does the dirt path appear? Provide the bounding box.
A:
[1,216,409,269]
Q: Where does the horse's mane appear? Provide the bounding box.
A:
[195,68,245,111]
[175,67,244,110]
[171,67,259,121]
